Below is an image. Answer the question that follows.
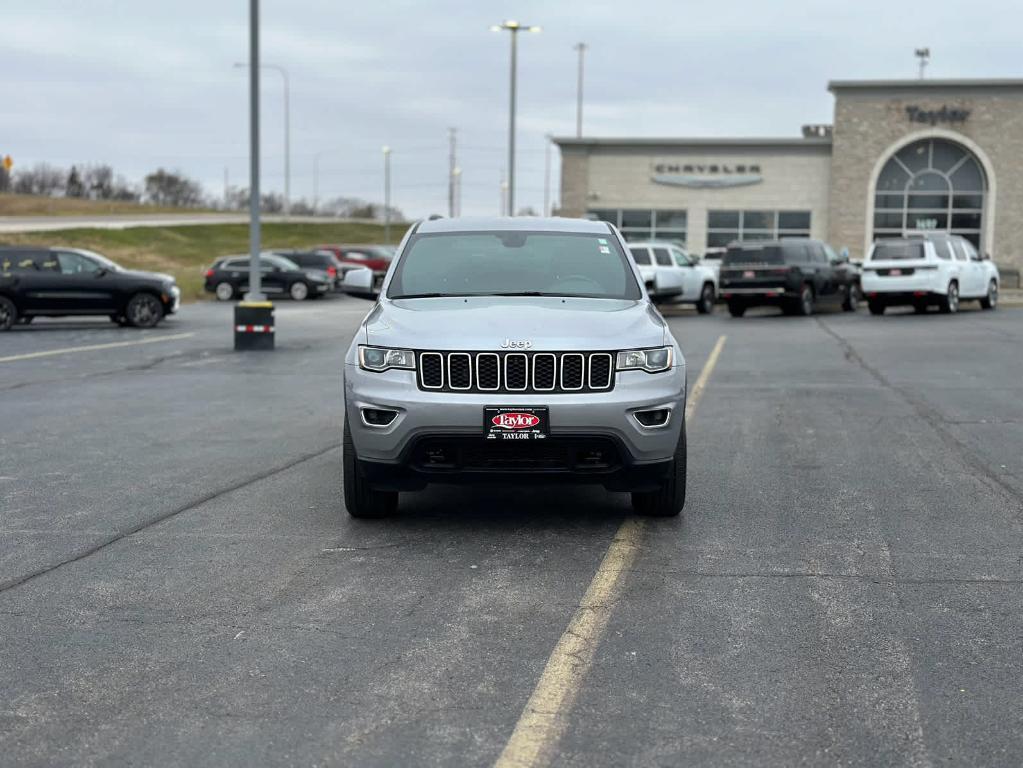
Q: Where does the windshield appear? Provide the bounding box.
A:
[871,241,925,261]
[723,245,784,265]
[77,249,122,271]
[387,231,642,300]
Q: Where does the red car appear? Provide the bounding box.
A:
[316,244,395,292]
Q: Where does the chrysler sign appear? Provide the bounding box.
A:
[651,161,763,188]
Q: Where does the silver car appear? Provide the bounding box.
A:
[342,217,688,518]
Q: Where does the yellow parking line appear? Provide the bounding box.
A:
[494,334,727,768]
[0,332,195,363]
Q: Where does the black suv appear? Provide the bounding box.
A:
[0,246,180,330]
[203,253,333,301]
[271,249,344,290]
[719,239,860,317]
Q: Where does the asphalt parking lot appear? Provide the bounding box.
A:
[2,298,1022,767]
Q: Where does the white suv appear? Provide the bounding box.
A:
[861,233,999,315]
[628,242,718,314]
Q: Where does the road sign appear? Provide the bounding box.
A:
[2,155,12,171]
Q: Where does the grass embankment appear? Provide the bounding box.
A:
[3,222,401,302]
[0,193,214,217]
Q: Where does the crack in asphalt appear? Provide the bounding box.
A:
[0,442,341,596]
[814,316,1023,510]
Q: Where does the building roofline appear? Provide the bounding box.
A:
[553,137,832,148]
[828,78,1023,91]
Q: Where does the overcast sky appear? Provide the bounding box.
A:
[4,0,1021,217]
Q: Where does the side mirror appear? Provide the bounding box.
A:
[341,266,376,299]
[94,267,108,277]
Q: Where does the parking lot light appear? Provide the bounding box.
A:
[492,20,541,216]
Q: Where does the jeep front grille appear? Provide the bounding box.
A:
[417,351,615,394]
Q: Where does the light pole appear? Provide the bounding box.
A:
[574,42,587,137]
[234,61,290,217]
[245,0,262,300]
[448,127,457,218]
[543,133,552,217]
[915,47,930,79]
[491,20,541,217]
[382,145,392,242]
[313,150,325,213]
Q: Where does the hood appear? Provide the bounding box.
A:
[365,296,665,351]
[120,268,175,283]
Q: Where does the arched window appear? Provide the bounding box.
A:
[873,138,986,248]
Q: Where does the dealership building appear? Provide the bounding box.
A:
[556,79,1023,273]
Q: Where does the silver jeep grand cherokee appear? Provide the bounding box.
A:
[342,217,687,518]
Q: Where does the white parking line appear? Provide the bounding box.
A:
[0,332,196,363]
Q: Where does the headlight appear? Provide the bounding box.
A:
[358,345,416,372]
[617,347,673,373]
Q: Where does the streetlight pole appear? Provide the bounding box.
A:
[234,61,290,217]
[491,20,541,217]
[313,150,325,213]
[574,42,587,137]
[246,0,263,300]
[543,133,552,217]
[448,127,457,218]
[382,146,392,242]
[452,166,462,216]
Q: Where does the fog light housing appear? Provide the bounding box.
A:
[634,408,671,428]
[361,407,398,427]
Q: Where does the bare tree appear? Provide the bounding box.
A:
[12,163,65,196]
[143,168,204,207]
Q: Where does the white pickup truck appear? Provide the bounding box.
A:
[628,241,719,314]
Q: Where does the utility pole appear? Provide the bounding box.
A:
[452,167,462,216]
[223,166,229,209]
[448,128,457,218]
[233,61,290,218]
[915,47,930,79]
[574,42,587,137]
[499,171,508,216]
[383,146,392,242]
[543,133,552,217]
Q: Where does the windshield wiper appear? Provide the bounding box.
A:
[390,293,448,299]
[479,291,553,297]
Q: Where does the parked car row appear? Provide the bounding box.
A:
[202,244,395,301]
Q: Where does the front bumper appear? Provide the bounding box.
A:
[344,362,686,470]
[163,285,181,314]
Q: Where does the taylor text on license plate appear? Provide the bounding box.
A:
[890,269,902,276]
[743,270,755,278]
[484,407,549,440]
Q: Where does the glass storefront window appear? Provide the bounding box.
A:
[620,210,653,229]
[586,209,687,244]
[707,209,811,246]
[873,138,986,248]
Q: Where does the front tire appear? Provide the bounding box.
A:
[795,284,815,316]
[289,281,310,301]
[939,281,959,314]
[841,284,859,312]
[0,296,17,331]
[215,281,235,301]
[342,419,398,518]
[696,283,715,314]
[125,292,164,328]
[979,279,998,310]
[631,423,686,517]
[727,301,746,318]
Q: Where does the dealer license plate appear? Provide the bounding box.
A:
[484,406,549,441]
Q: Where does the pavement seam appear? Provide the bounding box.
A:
[0,442,340,596]
[814,316,1023,511]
